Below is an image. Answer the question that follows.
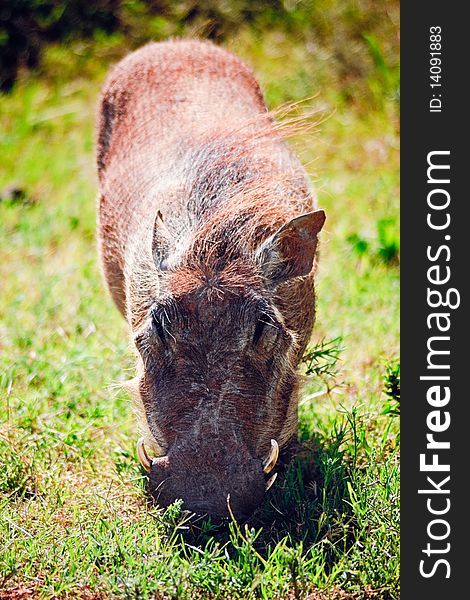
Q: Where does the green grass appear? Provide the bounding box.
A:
[0,20,399,600]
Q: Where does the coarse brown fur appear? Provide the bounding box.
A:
[96,39,325,519]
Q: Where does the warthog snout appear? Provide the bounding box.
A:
[139,438,279,519]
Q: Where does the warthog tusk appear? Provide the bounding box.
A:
[265,472,278,491]
[136,437,153,472]
[263,439,279,474]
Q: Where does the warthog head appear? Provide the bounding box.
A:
[129,198,325,520]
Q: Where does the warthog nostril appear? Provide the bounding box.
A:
[147,452,266,519]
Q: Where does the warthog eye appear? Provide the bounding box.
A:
[253,320,266,345]
[150,307,166,342]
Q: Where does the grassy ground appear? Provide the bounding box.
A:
[0,20,399,600]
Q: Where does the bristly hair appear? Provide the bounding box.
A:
[182,97,325,218]
[164,100,324,275]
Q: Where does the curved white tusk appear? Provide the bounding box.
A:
[265,472,278,491]
[136,437,153,472]
[263,439,279,474]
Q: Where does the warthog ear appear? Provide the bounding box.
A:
[255,209,326,285]
[152,210,175,271]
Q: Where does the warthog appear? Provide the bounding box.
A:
[96,39,325,519]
